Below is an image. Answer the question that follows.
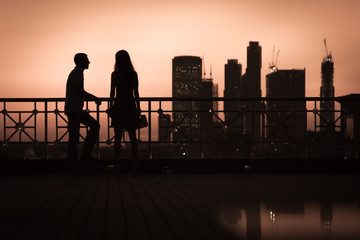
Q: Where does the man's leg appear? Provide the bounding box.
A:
[67,113,81,161]
[80,111,100,160]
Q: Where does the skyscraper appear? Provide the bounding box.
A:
[200,74,218,141]
[243,41,262,97]
[172,56,202,142]
[224,59,242,132]
[240,42,262,149]
[224,59,242,99]
[266,69,306,158]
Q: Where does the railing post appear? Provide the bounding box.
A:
[200,99,203,159]
[189,100,192,143]
[55,101,58,142]
[251,100,255,158]
[148,100,152,159]
[306,99,309,159]
[261,100,265,155]
[107,101,111,145]
[96,103,100,160]
[2,102,6,143]
[34,101,37,142]
[44,100,48,159]
[314,100,318,132]
[18,112,22,142]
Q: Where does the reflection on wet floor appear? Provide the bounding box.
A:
[219,201,360,240]
[1,174,359,240]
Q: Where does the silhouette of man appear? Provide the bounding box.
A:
[65,53,101,162]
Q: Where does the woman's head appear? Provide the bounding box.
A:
[114,50,135,72]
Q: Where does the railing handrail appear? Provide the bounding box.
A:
[0,96,357,102]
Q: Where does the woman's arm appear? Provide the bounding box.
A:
[134,72,140,111]
[110,72,115,108]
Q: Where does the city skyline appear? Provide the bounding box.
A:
[1,0,360,100]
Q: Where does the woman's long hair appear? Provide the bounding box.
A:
[114,50,135,73]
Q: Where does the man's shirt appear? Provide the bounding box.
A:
[65,66,84,115]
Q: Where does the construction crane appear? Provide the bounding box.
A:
[324,38,332,62]
[269,46,280,73]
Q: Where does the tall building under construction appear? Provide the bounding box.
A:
[266,69,306,158]
[320,40,335,132]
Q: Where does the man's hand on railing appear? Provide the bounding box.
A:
[95,98,102,106]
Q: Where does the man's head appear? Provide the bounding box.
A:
[74,53,90,69]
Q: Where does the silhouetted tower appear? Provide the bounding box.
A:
[241,42,262,150]
[224,59,242,135]
[203,65,219,122]
[212,81,219,122]
[201,67,217,141]
[266,69,306,158]
[320,39,335,132]
[172,56,202,142]
[243,41,262,97]
[224,59,242,100]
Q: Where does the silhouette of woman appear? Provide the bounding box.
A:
[110,50,140,172]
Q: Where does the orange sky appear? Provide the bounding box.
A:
[1,0,360,99]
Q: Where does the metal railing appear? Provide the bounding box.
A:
[1,97,359,159]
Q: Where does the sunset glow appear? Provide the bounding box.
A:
[1,0,360,99]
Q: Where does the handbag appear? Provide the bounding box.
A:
[137,114,148,129]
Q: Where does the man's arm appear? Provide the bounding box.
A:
[74,84,101,105]
[84,91,101,105]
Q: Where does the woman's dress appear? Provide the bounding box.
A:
[111,71,139,129]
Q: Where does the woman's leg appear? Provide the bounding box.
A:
[128,128,138,172]
[114,127,123,160]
